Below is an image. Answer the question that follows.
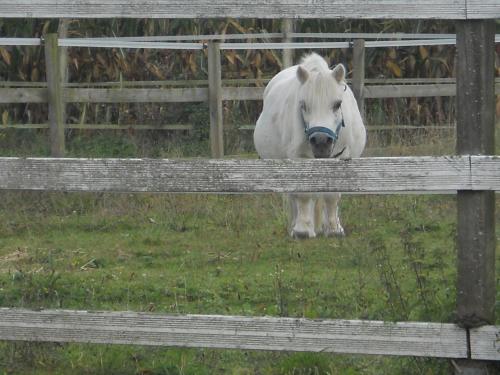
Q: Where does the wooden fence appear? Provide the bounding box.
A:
[0,2,499,373]
[0,157,499,364]
[1,33,499,157]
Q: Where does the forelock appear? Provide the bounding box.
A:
[299,70,342,106]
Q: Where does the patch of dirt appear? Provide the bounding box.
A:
[0,248,30,273]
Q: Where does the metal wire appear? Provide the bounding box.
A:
[92,33,284,42]
[0,38,41,46]
[289,32,458,40]
[220,41,350,50]
[58,39,205,49]
[0,34,498,49]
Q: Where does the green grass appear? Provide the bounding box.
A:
[0,190,498,374]
[0,124,499,374]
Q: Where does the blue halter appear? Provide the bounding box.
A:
[305,120,345,141]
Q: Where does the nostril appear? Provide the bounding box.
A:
[310,136,317,144]
[326,137,333,145]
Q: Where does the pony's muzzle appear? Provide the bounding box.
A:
[309,132,335,158]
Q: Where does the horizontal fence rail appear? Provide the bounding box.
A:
[1,82,499,104]
[469,326,500,360]
[2,124,456,132]
[0,1,498,19]
[0,77,497,88]
[2,36,500,49]
[0,308,473,359]
[0,156,499,194]
[58,39,205,50]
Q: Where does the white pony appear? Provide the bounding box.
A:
[254,53,366,238]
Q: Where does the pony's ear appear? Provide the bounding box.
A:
[332,64,346,83]
[296,66,309,84]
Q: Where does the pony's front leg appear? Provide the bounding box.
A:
[289,194,316,239]
[323,193,345,237]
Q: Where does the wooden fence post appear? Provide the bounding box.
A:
[208,41,223,158]
[58,19,70,125]
[282,19,294,68]
[352,39,365,119]
[455,20,496,375]
[44,33,65,157]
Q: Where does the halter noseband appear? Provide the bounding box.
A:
[304,120,345,141]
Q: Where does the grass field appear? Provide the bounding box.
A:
[0,127,499,374]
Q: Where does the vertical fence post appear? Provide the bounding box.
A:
[208,41,223,158]
[282,19,294,68]
[455,20,496,375]
[44,33,65,157]
[352,39,365,119]
[57,19,70,125]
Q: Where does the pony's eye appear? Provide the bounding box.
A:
[300,101,308,113]
[332,101,342,112]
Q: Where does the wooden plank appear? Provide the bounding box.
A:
[0,1,470,20]
[0,81,47,88]
[282,19,294,68]
[65,124,194,130]
[51,123,446,132]
[208,41,224,158]
[455,20,496,375]
[2,123,194,130]
[0,88,47,103]
[222,87,264,101]
[95,33,284,42]
[455,20,496,329]
[3,77,499,89]
[238,124,456,132]
[0,87,208,103]
[64,84,499,102]
[366,83,500,97]
[1,156,498,194]
[0,82,498,104]
[58,19,70,134]
[64,80,210,88]
[366,78,456,85]
[469,325,500,360]
[0,308,468,358]
[64,87,208,103]
[64,78,271,88]
[364,84,456,98]
[466,0,500,19]
[0,85,458,103]
[365,78,500,85]
[44,33,65,157]
[470,156,500,191]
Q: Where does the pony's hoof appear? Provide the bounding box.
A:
[291,229,316,239]
[324,226,345,237]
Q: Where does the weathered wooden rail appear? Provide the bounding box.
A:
[0,309,471,359]
[0,156,498,194]
[1,80,499,103]
[0,1,498,373]
[0,1,498,19]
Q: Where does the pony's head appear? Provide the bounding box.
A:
[296,63,347,158]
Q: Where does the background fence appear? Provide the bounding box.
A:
[1,32,499,157]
